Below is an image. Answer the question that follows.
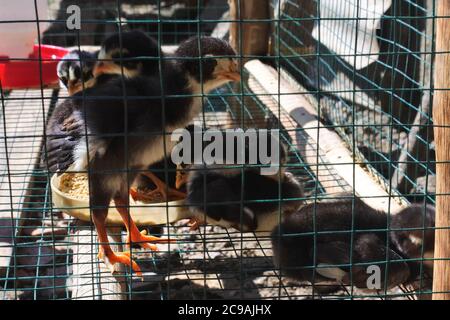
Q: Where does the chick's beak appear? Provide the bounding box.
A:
[218,71,241,82]
[175,170,189,190]
[67,81,82,96]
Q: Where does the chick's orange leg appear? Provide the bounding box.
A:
[187,216,207,231]
[131,172,186,203]
[92,209,142,276]
[114,198,176,250]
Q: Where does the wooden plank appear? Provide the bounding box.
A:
[245,60,406,214]
[70,224,126,300]
[246,75,352,195]
[432,0,450,301]
[0,89,53,277]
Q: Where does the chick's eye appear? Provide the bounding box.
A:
[73,66,82,79]
[111,52,129,62]
[112,53,137,69]
[111,53,121,62]
[201,58,218,77]
[123,61,138,69]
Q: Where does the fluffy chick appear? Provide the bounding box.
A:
[271,196,411,290]
[175,126,304,232]
[45,37,240,275]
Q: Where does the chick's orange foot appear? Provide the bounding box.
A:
[186,216,207,231]
[98,248,142,277]
[114,198,177,251]
[129,186,186,203]
[130,171,187,203]
[125,229,176,251]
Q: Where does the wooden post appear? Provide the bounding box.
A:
[229,0,271,61]
[432,0,450,301]
[229,0,271,128]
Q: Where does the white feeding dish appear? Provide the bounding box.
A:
[51,173,190,227]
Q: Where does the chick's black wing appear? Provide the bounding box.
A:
[44,99,85,173]
[351,234,411,288]
[302,234,410,288]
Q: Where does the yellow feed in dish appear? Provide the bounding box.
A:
[58,173,185,203]
[59,173,90,199]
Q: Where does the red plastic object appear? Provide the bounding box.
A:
[0,44,69,90]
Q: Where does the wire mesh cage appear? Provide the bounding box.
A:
[272,0,435,201]
[0,0,445,300]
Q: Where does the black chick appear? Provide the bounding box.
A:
[271,196,411,290]
[45,37,240,275]
[56,30,161,95]
[184,168,303,232]
[55,30,182,200]
[176,127,304,232]
[390,204,435,277]
[49,30,162,171]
